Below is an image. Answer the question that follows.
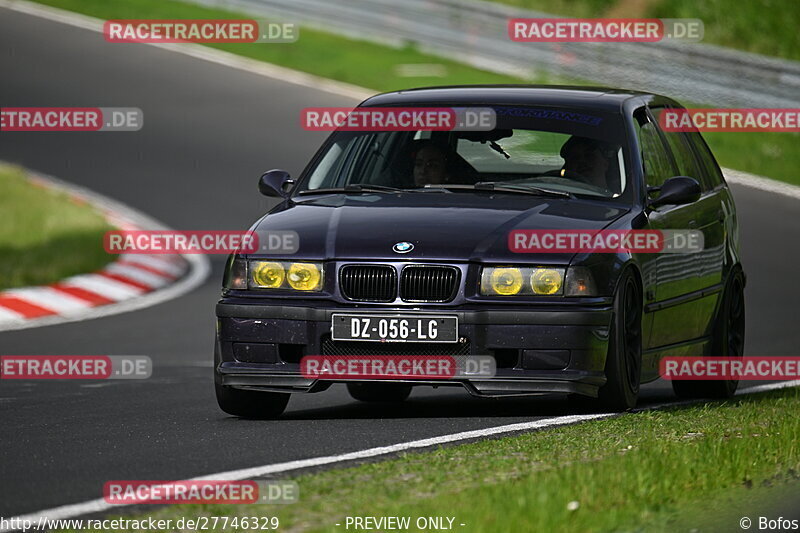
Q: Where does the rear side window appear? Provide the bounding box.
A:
[634,108,676,189]
[686,132,726,189]
[649,107,705,188]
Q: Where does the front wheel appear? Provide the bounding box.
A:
[598,270,643,411]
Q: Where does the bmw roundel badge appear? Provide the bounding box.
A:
[393,241,414,254]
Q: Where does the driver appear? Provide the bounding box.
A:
[412,142,453,186]
[560,136,616,190]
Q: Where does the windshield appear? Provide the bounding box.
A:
[296,105,630,200]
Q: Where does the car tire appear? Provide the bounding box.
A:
[598,269,643,411]
[215,382,290,419]
[347,382,412,403]
[672,269,745,399]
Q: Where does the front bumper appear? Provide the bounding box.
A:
[215,301,613,397]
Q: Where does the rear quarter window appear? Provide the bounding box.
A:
[686,131,726,189]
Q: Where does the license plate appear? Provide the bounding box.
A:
[331,314,458,343]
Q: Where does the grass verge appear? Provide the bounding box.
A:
[30,0,800,187]
[0,164,116,290]
[55,386,800,533]
[489,0,800,62]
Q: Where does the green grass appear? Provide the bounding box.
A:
[702,130,800,186]
[31,0,800,188]
[54,387,800,533]
[490,0,800,62]
[0,164,116,290]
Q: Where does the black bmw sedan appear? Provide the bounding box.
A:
[214,86,745,418]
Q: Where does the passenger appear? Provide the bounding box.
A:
[560,136,616,190]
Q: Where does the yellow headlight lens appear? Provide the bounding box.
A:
[531,268,563,295]
[490,268,523,295]
[251,261,285,288]
[287,263,322,291]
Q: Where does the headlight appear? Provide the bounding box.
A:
[481,266,565,296]
[530,268,563,295]
[489,268,523,295]
[249,261,323,291]
[287,263,322,291]
[251,261,285,289]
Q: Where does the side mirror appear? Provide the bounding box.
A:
[649,176,701,208]
[258,170,294,198]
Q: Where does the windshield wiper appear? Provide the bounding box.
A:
[298,184,410,195]
[424,182,572,198]
[488,140,510,159]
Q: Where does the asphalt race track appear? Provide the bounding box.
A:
[1,7,799,518]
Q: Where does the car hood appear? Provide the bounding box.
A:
[252,192,629,263]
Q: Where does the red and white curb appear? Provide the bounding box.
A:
[0,168,210,332]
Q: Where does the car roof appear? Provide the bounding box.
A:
[361,85,668,112]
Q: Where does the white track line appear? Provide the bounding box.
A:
[722,167,800,201]
[734,379,800,395]
[2,380,797,530]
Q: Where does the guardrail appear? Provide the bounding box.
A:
[196,0,800,107]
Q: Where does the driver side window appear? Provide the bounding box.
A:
[634,108,676,189]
